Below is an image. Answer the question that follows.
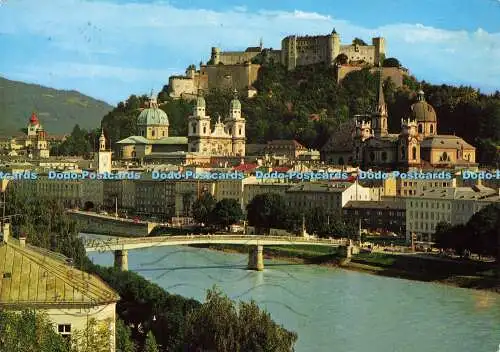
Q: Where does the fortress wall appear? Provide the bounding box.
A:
[169,77,196,98]
[219,51,260,65]
[205,64,261,91]
[340,45,377,64]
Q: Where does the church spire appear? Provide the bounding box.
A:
[372,69,388,137]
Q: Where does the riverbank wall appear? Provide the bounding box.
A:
[191,244,500,293]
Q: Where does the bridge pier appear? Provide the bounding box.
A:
[247,245,264,271]
[114,249,128,271]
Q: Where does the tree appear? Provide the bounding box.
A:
[383,57,401,68]
[434,221,453,250]
[116,319,136,352]
[238,299,298,352]
[183,286,297,352]
[183,287,239,352]
[335,53,349,65]
[0,310,69,352]
[246,193,288,233]
[71,318,113,352]
[143,331,159,352]
[210,198,243,230]
[191,192,217,225]
[352,37,367,46]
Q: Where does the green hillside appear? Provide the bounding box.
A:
[0,76,113,135]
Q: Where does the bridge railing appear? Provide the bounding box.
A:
[83,235,348,249]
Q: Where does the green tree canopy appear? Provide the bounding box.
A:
[383,57,402,68]
[246,193,288,233]
[352,37,367,46]
[0,310,69,352]
[183,286,297,352]
[209,198,243,230]
[192,192,217,225]
[143,331,159,352]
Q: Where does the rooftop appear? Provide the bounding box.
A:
[0,237,119,309]
[344,200,406,210]
[116,136,188,145]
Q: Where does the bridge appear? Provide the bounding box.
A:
[83,235,352,271]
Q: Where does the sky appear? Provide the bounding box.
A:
[0,0,499,105]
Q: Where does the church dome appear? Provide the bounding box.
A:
[137,106,169,126]
[29,112,39,125]
[410,90,436,122]
[230,97,241,110]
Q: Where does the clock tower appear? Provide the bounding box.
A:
[96,129,112,174]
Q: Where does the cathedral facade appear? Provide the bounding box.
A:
[322,82,476,168]
[187,91,246,157]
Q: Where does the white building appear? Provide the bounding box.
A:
[406,185,500,242]
[0,223,119,350]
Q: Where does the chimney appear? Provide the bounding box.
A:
[2,223,10,243]
[19,235,26,247]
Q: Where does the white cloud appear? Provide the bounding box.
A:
[0,0,498,102]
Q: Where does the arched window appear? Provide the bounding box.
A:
[191,123,196,134]
[239,128,242,135]
[228,128,232,135]
[203,126,207,134]
[430,124,434,134]
[152,130,155,137]
[418,124,423,134]
[162,131,165,137]
[412,146,417,160]
[442,152,448,161]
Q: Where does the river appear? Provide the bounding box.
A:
[88,244,500,352]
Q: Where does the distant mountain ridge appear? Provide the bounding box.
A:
[0,76,113,135]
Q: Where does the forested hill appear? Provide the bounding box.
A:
[101,62,500,164]
[0,76,113,135]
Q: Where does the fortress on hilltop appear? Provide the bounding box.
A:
[168,30,402,99]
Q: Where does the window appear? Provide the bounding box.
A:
[191,123,196,134]
[369,151,375,161]
[239,128,242,135]
[412,146,417,160]
[58,324,71,342]
[203,126,207,134]
[381,151,387,161]
[430,124,434,134]
[418,124,423,133]
[401,146,405,159]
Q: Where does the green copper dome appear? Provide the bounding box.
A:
[230,98,241,110]
[137,107,169,126]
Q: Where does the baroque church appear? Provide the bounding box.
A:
[321,79,476,168]
[0,112,49,158]
[188,90,246,156]
[117,91,245,162]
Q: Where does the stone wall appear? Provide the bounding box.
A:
[204,63,260,91]
[217,51,260,65]
[68,211,157,237]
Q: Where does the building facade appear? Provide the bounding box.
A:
[188,92,246,157]
[405,185,499,242]
[0,223,119,350]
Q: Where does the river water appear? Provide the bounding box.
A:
[88,244,500,352]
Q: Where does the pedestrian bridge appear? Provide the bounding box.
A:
[83,235,351,271]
